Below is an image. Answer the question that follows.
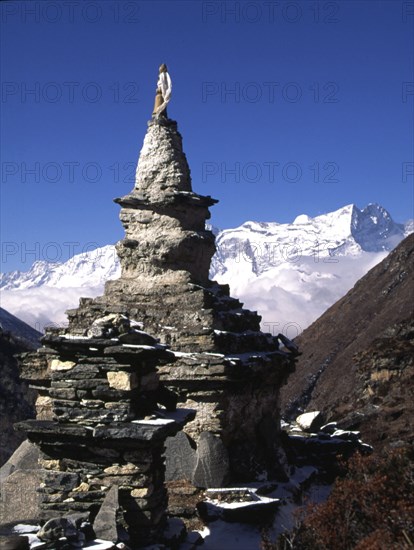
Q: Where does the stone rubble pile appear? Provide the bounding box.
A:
[282,411,372,475]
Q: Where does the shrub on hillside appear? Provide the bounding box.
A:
[263,446,414,549]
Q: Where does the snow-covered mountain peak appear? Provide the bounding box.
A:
[351,203,405,251]
[304,204,356,241]
[0,203,411,335]
[293,214,311,225]
[404,219,414,235]
[211,203,407,282]
[0,244,120,291]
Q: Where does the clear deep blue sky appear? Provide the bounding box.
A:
[1,0,413,272]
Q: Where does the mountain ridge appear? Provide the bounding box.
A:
[280,233,414,451]
[0,308,39,465]
[0,203,412,333]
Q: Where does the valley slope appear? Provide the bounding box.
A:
[281,233,414,451]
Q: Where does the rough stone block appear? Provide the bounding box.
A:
[35,395,54,420]
[43,471,80,492]
[0,469,43,524]
[50,359,76,371]
[107,371,138,391]
[192,432,229,488]
[93,485,119,543]
[165,432,197,482]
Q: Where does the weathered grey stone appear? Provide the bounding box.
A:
[140,372,159,391]
[0,535,30,550]
[134,118,192,198]
[192,432,229,488]
[198,488,280,523]
[93,485,119,543]
[43,471,80,492]
[161,517,186,546]
[87,314,130,339]
[0,440,40,483]
[118,330,158,346]
[165,432,196,482]
[0,469,43,524]
[37,516,78,541]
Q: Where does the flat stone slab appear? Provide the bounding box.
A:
[16,409,196,445]
[103,344,175,363]
[0,535,30,550]
[114,190,217,210]
[41,335,117,349]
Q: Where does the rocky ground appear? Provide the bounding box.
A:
[0,410,368,550]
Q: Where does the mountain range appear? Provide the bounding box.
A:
[0,203,412,334]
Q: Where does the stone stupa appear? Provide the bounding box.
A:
[65,89,297,485]
[14,68,297,547]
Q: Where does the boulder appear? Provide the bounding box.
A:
[296,411,324,432]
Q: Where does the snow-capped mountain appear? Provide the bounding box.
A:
[210,204,410,335]
[1,204,411,334]
[211,203,407,279]
[0,245,120,290]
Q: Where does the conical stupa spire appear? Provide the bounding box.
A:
[113,117,217,286]
[135,119,192,200]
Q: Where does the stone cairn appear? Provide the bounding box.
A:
[17,116,297,546]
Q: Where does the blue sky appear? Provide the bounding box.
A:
[1,0,413,272]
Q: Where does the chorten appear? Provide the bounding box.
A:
[65,110,297,484]
[16,71,297,546]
